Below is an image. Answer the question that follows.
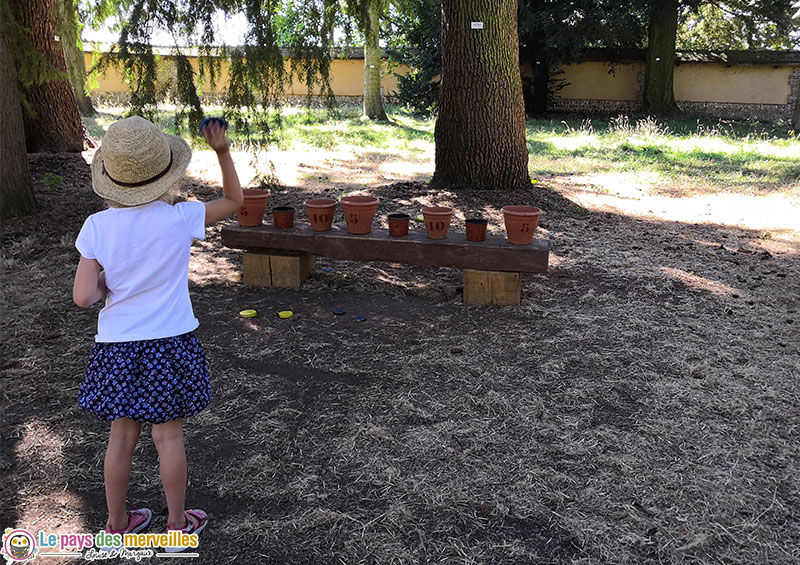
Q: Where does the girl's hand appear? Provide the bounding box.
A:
[201,116,243,225]
[201,118,229,154]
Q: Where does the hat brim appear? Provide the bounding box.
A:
[91,134,192,206]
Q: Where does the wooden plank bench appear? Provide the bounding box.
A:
[221,223,550,306]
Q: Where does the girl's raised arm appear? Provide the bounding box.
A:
[201,120,243,225]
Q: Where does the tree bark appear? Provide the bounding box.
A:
[643,0,679,115]
[362,0,388,121]
[10,0,86,152]
[57,0,95,116]
[530,55,548,114]
[520,40,548,115]
[0,11,37,220]
[433,0,530,191]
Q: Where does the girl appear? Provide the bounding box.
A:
[73,115,241,551]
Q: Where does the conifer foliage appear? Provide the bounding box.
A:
[87,0,342,140]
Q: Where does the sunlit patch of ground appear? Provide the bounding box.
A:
[85,105,436,193]
[669,136,799,160]
[184,140,799,251]
[186,145,434,193]
[531,122,800,203]
[659,267,746,298]
[10,420,88,565]
[547,134,604,151]
[551,170,799,247]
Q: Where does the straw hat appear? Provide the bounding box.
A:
[91,116,192,206]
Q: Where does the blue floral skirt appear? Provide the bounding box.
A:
[78,332,211,424]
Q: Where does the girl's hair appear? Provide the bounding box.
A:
[104,183,180,208]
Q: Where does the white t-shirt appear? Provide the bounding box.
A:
[76,200,206,342]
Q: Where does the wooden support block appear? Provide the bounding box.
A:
[302,254,317,278]
[463,269,521,306]
[270,254,305,288]
[242,251,272,287]
[241,251,315,288]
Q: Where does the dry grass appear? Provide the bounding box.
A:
[1,138,798,564]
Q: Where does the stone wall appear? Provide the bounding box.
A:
[548,97,794,121]
[90,91,394,109]
[547,99,642,114]
[675,101,791,121]
[789,67,800,123]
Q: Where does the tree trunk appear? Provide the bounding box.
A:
[10,0,86,152]
[362,0,388,121]
[520,40,548,115]
[433,0,530,191]
[57,0,95,116]
[0,12,37,220]
[530,56,548,114]
[642,0,679,115]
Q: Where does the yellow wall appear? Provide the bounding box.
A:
[85,51,407,97]
[674,64,792,104]
[86,52,128,91]
[558,61,641,101]
[85,50,796,106]
[553,59,794,105]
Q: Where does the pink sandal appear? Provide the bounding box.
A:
[105,508,152,535]
[164,509,209,553]
[101,508,152,551]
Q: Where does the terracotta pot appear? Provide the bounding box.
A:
[421,206,453,239]
[501,205,542,245]
[304,198,337,231]
[341,195,380,235]
[465,218,488,242]
[238,189,269,227]
[272,206,295,229]
[387,213,410,237]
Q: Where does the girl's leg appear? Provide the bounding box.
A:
[151,419,187,529]
[105,418,142,531]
